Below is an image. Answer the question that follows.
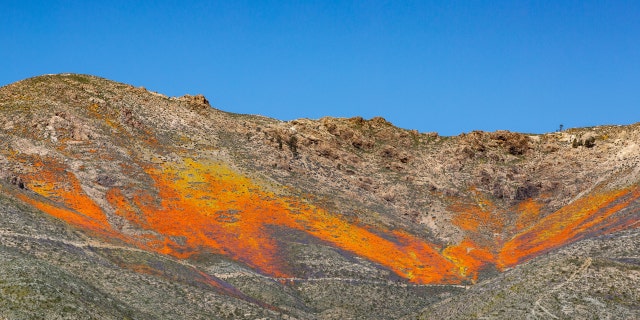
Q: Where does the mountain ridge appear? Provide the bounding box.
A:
[1,73,638,319]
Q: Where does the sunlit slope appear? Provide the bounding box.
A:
[10,156,459,283]
[417,227,640,320]
[10,153,639,285]
[447,185,640,273]
[499,186,640,268]
[1,74,639,320]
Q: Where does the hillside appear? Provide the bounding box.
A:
[0,74,638,319]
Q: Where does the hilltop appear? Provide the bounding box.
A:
[0,74,638,319]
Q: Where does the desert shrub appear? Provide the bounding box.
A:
[584,135,596,148]
[286,135,298,157]
[572,138,582,148]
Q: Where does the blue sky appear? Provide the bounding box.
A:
[2,1,639,135]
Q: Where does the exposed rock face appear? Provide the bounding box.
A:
[176,93,211,109]
[0,74,638,319]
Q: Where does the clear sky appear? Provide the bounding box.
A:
[2,1,639,136]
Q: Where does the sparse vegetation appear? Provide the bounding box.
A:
[286,135,298,157]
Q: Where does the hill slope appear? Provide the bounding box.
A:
[0,74,638,318]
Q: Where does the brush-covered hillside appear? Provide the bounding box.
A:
[0,74,638,319]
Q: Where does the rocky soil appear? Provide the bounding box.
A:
[0,74,638,319]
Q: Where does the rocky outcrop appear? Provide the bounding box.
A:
[176,93,211,109]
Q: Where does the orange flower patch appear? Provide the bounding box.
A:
[20,158,113,236]
[514,199,542,232]
[443,239,495,282]
[498,187,640,269]
[116,159,462,284]
[450,189,503,235]
[13,155,640,285]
